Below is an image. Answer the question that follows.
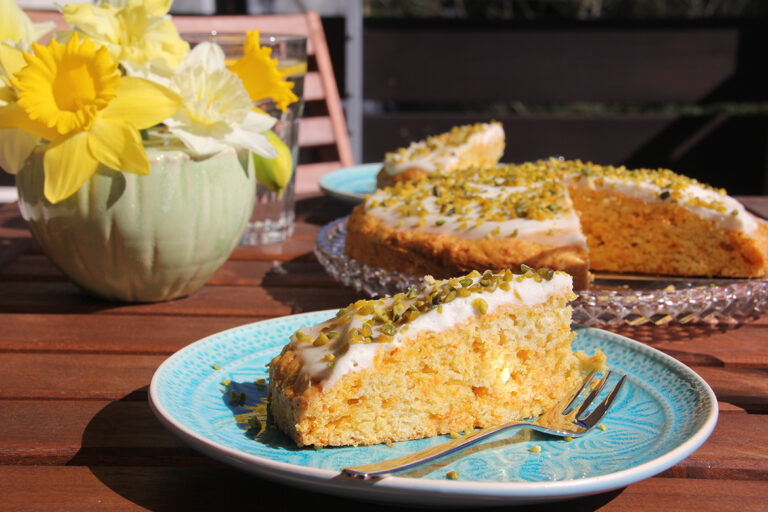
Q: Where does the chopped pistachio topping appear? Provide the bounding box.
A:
[247,415,261,431]
[289,268,565,367]
[368,162,573,227]
[558,158,730,213]
[229,390,246,406]
[473,297,489,315]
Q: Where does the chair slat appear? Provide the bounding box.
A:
[298,116,336,147]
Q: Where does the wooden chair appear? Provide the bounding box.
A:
[25,10,354,195]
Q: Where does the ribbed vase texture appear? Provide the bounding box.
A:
[16,145,255,302]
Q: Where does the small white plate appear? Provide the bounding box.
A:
[319,163,380,204]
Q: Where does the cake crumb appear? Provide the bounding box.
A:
[446,471,460,480]
[529,445,541,453]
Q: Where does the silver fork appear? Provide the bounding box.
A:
[342,370,626,479]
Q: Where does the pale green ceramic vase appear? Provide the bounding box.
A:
[16,144,255,302]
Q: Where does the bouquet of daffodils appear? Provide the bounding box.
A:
[0,0,297,204]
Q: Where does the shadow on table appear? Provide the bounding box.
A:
[70,387,626,511]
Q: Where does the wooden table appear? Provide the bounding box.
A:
[1,195,767,511]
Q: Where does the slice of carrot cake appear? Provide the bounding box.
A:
[268,268,605,447]
[557,159,768,278]
[349,163,591,290]
[376,122,505,188]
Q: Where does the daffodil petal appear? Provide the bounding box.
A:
[177,42,226,74]
[102,76,181,129]
[29,20,56,43]
[0,127,39,174]
[166,124,230,157]
[0,86,14,106]
[0,0,51,44]
[226,126,277,159]
[242,110,278,133]
[0,43,26,78]
[61,3,122,44]
[43,131,99,204]
[88,118,149,175]
[0,102,59,140]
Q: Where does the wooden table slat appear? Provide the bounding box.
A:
[2,466,768,511]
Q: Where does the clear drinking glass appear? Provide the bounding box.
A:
[186,33,307,245]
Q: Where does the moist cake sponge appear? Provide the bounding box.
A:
[268,268,605,447]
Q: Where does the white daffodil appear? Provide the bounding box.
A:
[0,43,40,174]
[163,42,277,158]
[60,0,188,76]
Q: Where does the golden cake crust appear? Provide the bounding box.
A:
[345,204,590,290]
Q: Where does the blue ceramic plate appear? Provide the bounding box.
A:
[319,163,380,204]
[149,312,717,507]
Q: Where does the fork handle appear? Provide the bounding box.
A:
[341,422,523,479]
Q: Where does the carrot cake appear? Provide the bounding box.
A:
[348,152,768,285]
[268,268,606,447]
[376,122,505,188]
[348,163,592,290]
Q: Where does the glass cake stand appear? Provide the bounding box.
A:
[315,217,768,326]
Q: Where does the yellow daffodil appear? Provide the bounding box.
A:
[0,33,182,203]
[229,30,298,113]
[164,42,277,158]
[0,0,55,46]
[61,0,188,76]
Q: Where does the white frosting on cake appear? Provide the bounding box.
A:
[365,181,587,247]
[291,271,572,390]
[384,122,504,176]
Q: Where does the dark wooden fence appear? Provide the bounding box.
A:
[362,19,768,195]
